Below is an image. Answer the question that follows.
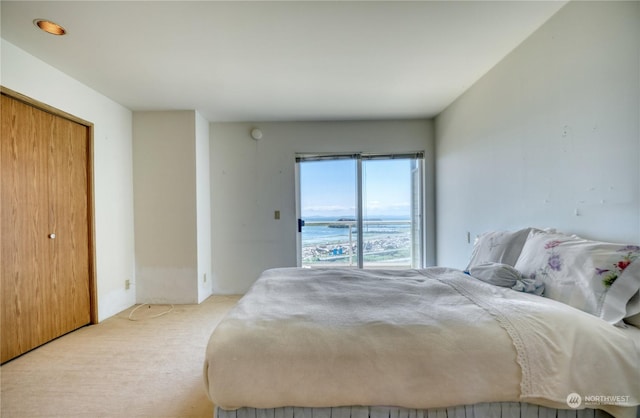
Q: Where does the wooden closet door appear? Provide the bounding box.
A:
[2,94,51,362]
[1,94,91,363]
[47,112,91,335]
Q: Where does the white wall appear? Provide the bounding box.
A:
[210,120,434,294]
[435,1,640,268]
[1,39,136,321]
[133,111,199,304]
[196,111,213,303]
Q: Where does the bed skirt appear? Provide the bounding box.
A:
[215,404,624,418]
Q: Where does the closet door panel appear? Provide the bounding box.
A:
[1,95,52,362]
[48,116,91,334]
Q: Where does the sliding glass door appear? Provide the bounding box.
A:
[297,157,359,267]
[296,153,424,269]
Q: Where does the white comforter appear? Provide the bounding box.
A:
[204,267,640,418]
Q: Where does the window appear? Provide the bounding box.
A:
[296,153,424,269]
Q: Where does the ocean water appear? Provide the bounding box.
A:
[301,216,411,246]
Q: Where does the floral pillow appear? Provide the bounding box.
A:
[514,229,640,325]
[466,228,535,270]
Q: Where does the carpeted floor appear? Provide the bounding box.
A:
[1,295,241,418]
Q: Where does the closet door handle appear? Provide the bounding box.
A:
[48,233,56,239]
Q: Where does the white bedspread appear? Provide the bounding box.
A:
[204,267,640,418]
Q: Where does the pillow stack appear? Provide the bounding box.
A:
[466,227,640,326]
[465,228,544,294]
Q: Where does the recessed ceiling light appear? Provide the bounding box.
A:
[34,19,67,36]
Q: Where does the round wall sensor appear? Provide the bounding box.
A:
[250,128,263,140]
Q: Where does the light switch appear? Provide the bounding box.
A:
[274,210,280,220]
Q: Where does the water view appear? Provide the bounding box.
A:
[301,216,412,267]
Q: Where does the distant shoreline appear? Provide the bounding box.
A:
[302,216,411,221]
[302,233,411,263]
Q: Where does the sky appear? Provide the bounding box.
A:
[300,158,413,219]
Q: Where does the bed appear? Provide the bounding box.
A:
[204,228,640,418]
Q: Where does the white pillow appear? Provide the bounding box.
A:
[467,228,534,269]
[514,229,640,325]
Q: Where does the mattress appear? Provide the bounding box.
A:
[204,267,640,418]
[215,404,619,418]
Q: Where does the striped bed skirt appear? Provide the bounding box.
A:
[216,404,626,418]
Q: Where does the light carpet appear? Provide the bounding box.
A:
[1,295,241,418]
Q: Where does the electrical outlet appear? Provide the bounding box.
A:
[274,210,280,220]
[125,279,130,290]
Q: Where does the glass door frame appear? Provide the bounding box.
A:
[295,152,425,269]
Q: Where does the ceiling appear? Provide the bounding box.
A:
[1,1,567,122]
